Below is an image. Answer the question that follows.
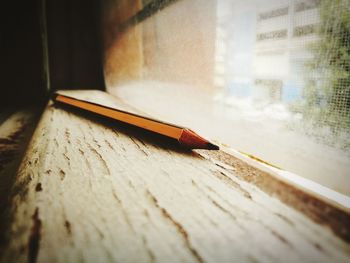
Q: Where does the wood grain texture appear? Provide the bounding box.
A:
[201,150,350,242]
[1,103,350,263]
[0,110,39,216]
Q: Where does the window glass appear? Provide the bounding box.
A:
[104,0,350,195]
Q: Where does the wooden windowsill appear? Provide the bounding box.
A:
[0,92,349,262]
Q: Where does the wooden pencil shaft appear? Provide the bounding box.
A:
[54,94,183,139]
[53,92,219,150]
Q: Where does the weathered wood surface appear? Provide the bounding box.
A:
[0,110,39,223]
[1,102,350,263]
[0,110,37,173]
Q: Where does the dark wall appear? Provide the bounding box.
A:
[0,1,45,107]
[46,0,105,91]
[0,0,105,108]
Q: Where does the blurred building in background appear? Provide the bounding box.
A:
[215,0,321,103]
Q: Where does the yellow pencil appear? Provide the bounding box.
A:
[53,91,219,150]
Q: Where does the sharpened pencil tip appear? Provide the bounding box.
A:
[207,142,220,150]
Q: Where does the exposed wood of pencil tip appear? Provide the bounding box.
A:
[179,129,219,150]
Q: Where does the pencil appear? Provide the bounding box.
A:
[52,91,219,150]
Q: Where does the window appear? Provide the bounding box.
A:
[102,0,350,195]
